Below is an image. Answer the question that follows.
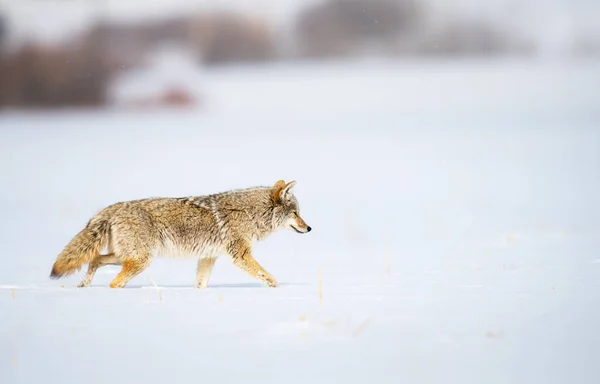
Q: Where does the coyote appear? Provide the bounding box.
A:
[50,180,311,289]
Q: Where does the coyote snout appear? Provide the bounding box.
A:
[286,213,311,234]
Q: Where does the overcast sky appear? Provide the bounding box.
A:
[1,0,599,46]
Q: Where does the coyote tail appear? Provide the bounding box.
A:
[50,216,110,279]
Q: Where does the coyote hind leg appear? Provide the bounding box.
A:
[109,256,151,289]
[78,253,122,288]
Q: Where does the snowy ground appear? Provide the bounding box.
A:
[1,60,600,383]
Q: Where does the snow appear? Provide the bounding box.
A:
[1,60,600,383]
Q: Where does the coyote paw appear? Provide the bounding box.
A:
[109,281,125,288]
[256,271,278,287]
[77,281,90,288]
[264,276,279,288]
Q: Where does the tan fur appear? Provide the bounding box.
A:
[50,180,311,288]
[196,257,217,289]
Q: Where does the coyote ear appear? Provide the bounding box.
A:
[281,180,296,198]
[271,180,296,203]
[272,180,286,203]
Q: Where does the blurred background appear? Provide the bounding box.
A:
[0,0,599,110]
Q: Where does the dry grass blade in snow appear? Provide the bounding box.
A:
[352,319,371,338]
[147,276,162,301]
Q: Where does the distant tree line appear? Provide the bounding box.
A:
[0,0,564,109]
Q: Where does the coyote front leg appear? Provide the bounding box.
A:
[227,240,278,287]
[196,257,217,289]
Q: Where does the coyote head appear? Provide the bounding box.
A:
[271,180,311,234]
